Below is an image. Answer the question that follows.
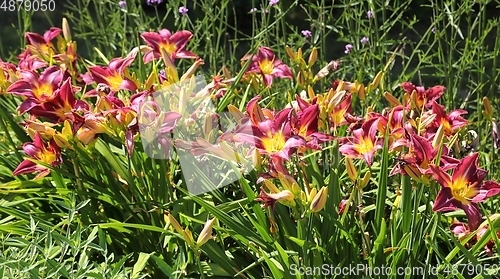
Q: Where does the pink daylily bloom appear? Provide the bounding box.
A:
[140,29,198,63]
[13,133,62,178]
[83,56,138,93]
[339,117,382,166]
[242,46,293,87]
[227,96,305,160]
[431,153,500,230]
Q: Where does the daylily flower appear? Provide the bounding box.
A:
[451,219,500,256]
[24,27,62,60]
[75,113,114,145]
[23,120,57,140]
[255,187,295,209]
[242,46,293,87]
[476,223,500,256]
[400,82,445,109]
[137,99,182,158]
[10,74,88,122]
[140,29,198,63]
[8,66,69,106]
[227,96,305,160]
[369,105,408,151]
[328,92,352,128]
[13,133,62,179]
[289,102,333,150]
[450,221,471,241]
[0,60,19,94]
[390,134,458,183]
[429,101,468,136]
[83,56,138,93]
[431,153,500,230]
[339,117,382,166]
[16,49,48,71]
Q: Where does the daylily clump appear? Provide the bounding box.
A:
[2,23,500,259]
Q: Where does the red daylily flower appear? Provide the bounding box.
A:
[391,134,459,184]
[242,47,293,87]
[329,93,352,128]
[476,224,500,256]
[339,117,382,166]
[83,56,138,93]
[13,133,62,178]
[30,78,89,122]
[137,99,183,158]
[370,105,408,151]
[400,82,445,109]
[289,102,334,150]
[431,153,500,230]
[140,29,198,63]
[430,101,468,136]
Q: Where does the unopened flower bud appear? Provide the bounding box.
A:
[384,92,402,107]
[310,186,328,213]
[483,96,493,120]
[360,171,371,189]
[345,157,357,182]
[308,47,318,67]
[285,45,296,60]
[432,123,445,149]
[196,218,216,248]
[368,71,384,91]
[62,18,72,42]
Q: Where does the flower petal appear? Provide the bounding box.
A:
[472,180,500,203]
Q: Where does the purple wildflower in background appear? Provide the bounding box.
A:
[263,9,269,13]
[301,30,312,38]
[360,37,369,44]
[118,0,126,8]
[179,6,189,15]
[270,0,279,6]
[146,0,163,6]
[367,10,374,18]
[249,7,258,13]
[344,44,353,54]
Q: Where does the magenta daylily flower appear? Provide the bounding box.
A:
[431,153,500,230]
[17,49,48,71]
[82,56,138,93]
[140,29,198,63]
[24,27,62,60]
[242,46,293,87]
[13,132,62,179]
